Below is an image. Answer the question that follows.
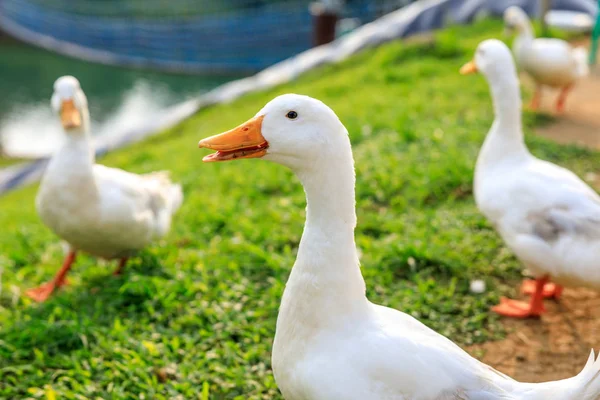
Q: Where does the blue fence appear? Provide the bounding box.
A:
[0,0,410,73]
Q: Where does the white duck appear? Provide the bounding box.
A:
[503,6,588,113]
[462,39,600,318]
[199,93,600,399]
[30,76,183,302]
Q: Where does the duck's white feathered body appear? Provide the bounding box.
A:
[37,124,182,259]
[36,113,183,258]
[513,37,588,88]
[476,154,600,288]
[274,299,600,399]
[198,93,600,400]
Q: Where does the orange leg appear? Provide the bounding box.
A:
[492,276,547,318]
[529,85,542,110]
[521,279,564,299]
[25,251,76,302]
[555,84,573,113]
[113,257,128,276]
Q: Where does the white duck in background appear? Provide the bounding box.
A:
[503,6,588,113]
[462,39,600,319]
[199,94,600,399]
[30,76,183,302]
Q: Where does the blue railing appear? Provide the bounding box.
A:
[0,0,401,73]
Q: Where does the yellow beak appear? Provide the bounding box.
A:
[459,60,478,75]
[60,99,82,130]
[198,115,268,162]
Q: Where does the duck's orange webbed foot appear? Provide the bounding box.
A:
[521,279,563,299]
[25,251,76,302]
[491,297,545,318]
[492,276,548,318]
[25,276,71,302]
[25,282,57,302]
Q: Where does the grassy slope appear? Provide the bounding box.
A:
[0,158,20,168]
[0,20,598,399]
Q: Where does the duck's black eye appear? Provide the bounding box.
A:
[286,110,298,120]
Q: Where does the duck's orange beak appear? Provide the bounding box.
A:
[460,60,478,75]
[198,115,268,162]
[60,99,82,130]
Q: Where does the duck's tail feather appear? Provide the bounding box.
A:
[573,46,589,78]
[143,171,183,238]
[143,171,183,214]
[168,182,183,214]
[511,350,600,400]
[578,350,600,400]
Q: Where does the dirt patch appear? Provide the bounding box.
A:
[468,288,600,382]
[527,46,600,149]
[465,43,600,383]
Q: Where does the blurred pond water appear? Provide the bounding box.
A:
[0,40,242,158]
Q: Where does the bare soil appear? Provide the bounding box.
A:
[465,54,600,383]
[468,288,600,382]
[530,68,600,149]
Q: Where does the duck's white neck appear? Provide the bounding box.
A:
[513,21,534,58]
[299,157,357,235]
[276,147,368,335]
[59,107,93,159]
[516,19,534,40]
[49,107,95,180]
[477,69,530,170]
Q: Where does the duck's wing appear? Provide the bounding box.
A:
[517,179,600,278]
[367,305,518,399]
[481,159,600,282]
[511,160,600,241]
[481,158,599,228]
[527,200,600,242]
[525,39,580,79]
[530,38,572,56]
[372,305,600,399]
[93,164,182,245]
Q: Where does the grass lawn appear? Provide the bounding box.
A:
[0,157,27,168]
[0,19,598,399]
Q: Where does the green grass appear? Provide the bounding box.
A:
[0,157,22,168]
[0,19,598,399]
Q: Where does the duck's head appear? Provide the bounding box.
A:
[460,39,516,81]
[198,94,349,171]
[503,6,529,33]
[51,76,88,133]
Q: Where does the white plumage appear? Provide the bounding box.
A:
[476,158,600,287]
[37,164,182,259]
[514,37,588,87]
